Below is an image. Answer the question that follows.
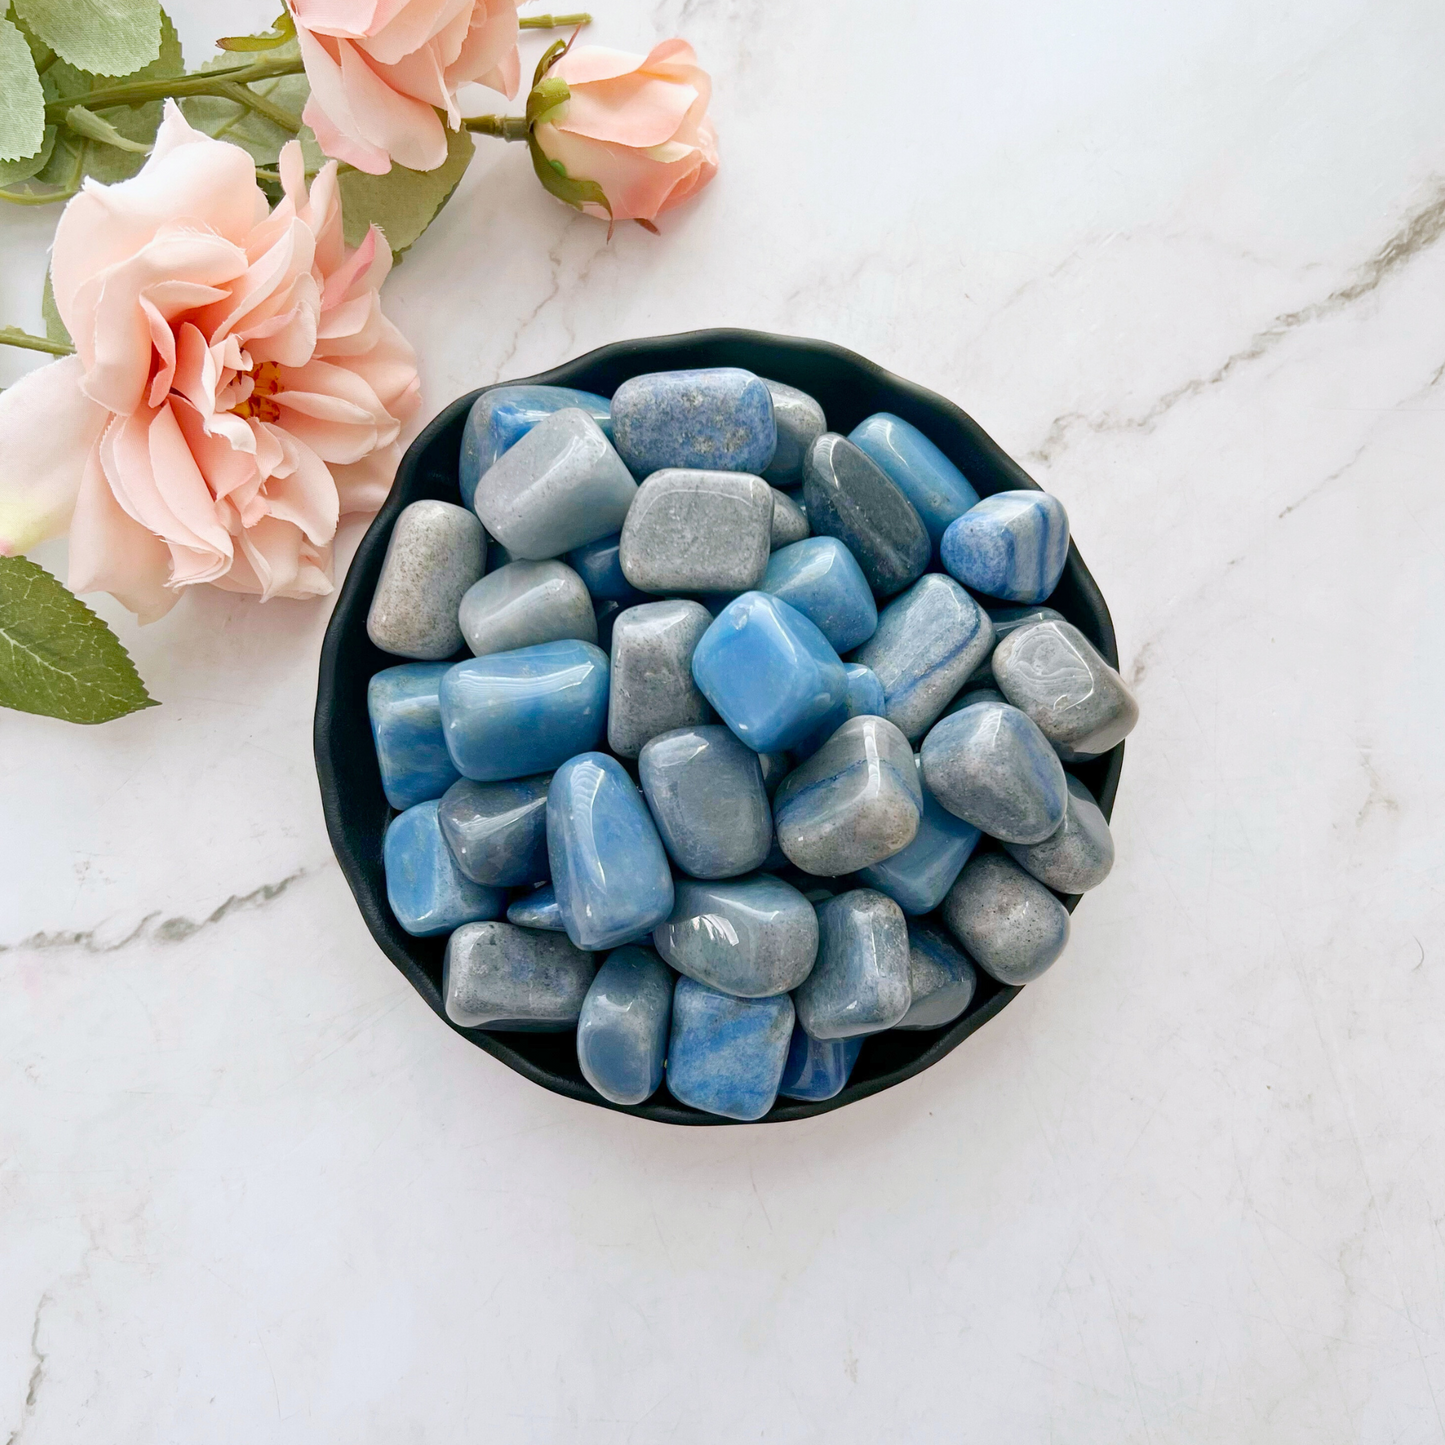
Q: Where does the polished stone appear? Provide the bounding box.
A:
[437,774,551,886]
[565,533,648,604]
[593,598,623,653]
[638,725,772,878]
[760,536,877,654]
[791,662,887,759]
[761,379,826,485]
[942,684,1006,716]
[618,469,773,594]
[774,715,922,875]
[1003,773,1115,893]
[856,759,981,914]
[992,618,1140,759]
[367,500,484,660]
[383,801,506,938]
[459,384,612,510]
[506,883,564,931]
[777,1025,863,1102]
[855,573,995,741]
[920,701,1068,844]
[691,592,848,754]
[653,873,818,997]
[472,408,637,560]
[608,600,715,758]
[757,751,791,796]
[547,752,675,950]
[576,946,674,1105]
[443,921,595,1029]
[896,920,978,1030]
[769,486,810,547]
[458,560,596,658]
[611,367,776,477]
[440,639,608,781]
[368,662,461,811]
[943,852,1070,985]
[794,889,912,1039]
[665,978,794,1121]
[941,490,1070,603]
[802,432,930,597]
[987,604,1066,644]
[848,412,980,557]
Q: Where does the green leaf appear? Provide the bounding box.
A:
[0,16,44,162]
[65,103,150,152]
[15,0,159,78]
[339,124,474,257]
[41,269,70,347]
[0,556,157,724]
[527,134,611,221]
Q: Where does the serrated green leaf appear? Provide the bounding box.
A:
[41,269,70,346]
[339,123,473,257]
[0,17,44,161]
[0,555,156,724]
[65,103,150,152]
[15,0,159,78]
[0,121,52,182]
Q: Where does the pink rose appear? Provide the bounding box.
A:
[0,102,419,624]
[534,40,718,223]
[292,0,521,175]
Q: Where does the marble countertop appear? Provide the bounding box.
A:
[4,1,1444,1439]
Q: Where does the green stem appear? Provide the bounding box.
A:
[0,186,77,206]
[464,114,531,142]
[0,326,75,356]
[215,79,301,133]
[518,12,591,27]
[44,55,306,123]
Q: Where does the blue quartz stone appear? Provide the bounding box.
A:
[856,759,981,914]
[507,883,565,931]
[794,889,912,1039]
[566,532,648,604]
[896,919,977,1030]
[792,662,886,758]
[848,412,981,558]
[437,775,550,886]
[368,662,461,811]
[665,977,794,1121]
[940,490,1070,603]
[777,1024,864,1102]
[690,591,848,754]
[383,800,506,937]
[611,368,776,477]
[459,384,612,509]
[548,752,675,950]
[760,536,877,654]
[439,639,608,781]
[577,946,674,1105]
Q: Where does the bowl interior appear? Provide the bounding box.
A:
[315,329,1124,1125]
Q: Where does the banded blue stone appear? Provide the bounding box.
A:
[777,1025,864,1102]
[848,412,980,557]
[384,800,506,938]
[577,946,674,1105]
[611,368,776,476]
[459,384,612,509]
[759,536,877,654]
[368,662,460,811]
[940,490,1070,603]
[665,978,794,1120]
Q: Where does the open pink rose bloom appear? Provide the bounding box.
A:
[0,103,420,623]
[293,0,521,175]
[535,40,718,223]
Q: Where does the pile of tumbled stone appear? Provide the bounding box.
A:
[365,367,1138,1120]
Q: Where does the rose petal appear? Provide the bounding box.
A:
[556,73,698,150]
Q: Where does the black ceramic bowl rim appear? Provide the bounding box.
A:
[314,328,1125,1126]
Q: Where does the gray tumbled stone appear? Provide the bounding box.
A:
[757,750,790,796]
[920,701,1067,844]
[773,715,922,875]
[639,725,771,879]
[443,921,596,1029]
[472,408,637,560]
[896,920,978,1030]
[943,852,1069,985]
[437,774,551,886]
[608,600,714,758]
[653,873,818,998]
[854,573,995,741]
[769,486,810,548]
[761,380,826,485]
[992,618,1139,760]
[367,500,484,659]
[943,685,1006,716]
[458,559,596,657]
[1003,773,1114,893]
[619,469,773,593]
[987,604,1065,643]
[794,889,911,1039]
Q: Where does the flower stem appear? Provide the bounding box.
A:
[519,13,591,27]
[0,186,77,206]
[44,55,306,123]
[0,326,75,356]
[464,114,532,142]
[215,79,301,133]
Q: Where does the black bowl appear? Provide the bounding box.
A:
[315,329,1124,1125]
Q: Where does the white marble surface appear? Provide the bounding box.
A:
[3,0,1445,1439]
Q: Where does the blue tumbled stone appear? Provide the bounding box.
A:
[440,640,608,781]
[368,662,461,811]
[383,800,506,937]
[665,977,794,1120]
[792,662,886,759]
[896,920,977,1030]
[566,532,648,604]
[459,384,612,509]
[691,592,848,754]
[760,536,877,654]
[794,889,912,1039]
[611,368,776,476]
[548,753,675,950]
[577,946,674,1105]
[856,759,980,914]
[507,883,565,931]
[941,490,1070,603]
[437,775,550,886]
[777,1024,864,1102]
[848,412,980,558]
